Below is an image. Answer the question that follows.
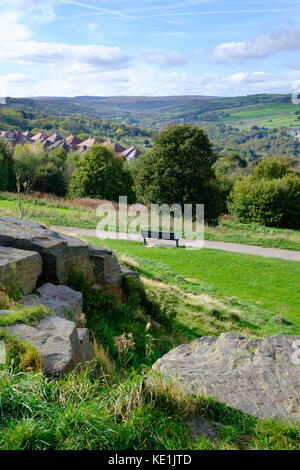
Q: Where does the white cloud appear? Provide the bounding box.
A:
[0,73,34,96]
[213,28,300,64]
[0,11,31,42]
[0,65,294,98]
[0,1,57,22]
[227,72,271,84]
[0,41,130,70]
[141,49,187,67]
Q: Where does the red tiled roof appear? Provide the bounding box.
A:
[13,132,28,145]
[78,137,99,148]
[32,132,49,142]
[46,133,63,143]
[121,146,142,160]
[102,140,126,154]
[65,135,83,146]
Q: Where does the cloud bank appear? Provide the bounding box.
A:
[213,28,300,64]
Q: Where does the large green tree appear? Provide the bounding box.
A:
[134,124,222,223]
[68,145,135,203]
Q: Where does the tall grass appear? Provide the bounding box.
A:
[1,366,299,450]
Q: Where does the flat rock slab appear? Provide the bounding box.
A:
[152,332,300,423]
[0,246,42,295]
[3,315,95,376]
[22,283,83,319]
[0,217,83,251]
[0,218,122,287]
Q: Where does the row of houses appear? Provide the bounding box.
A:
[0,130,142,160]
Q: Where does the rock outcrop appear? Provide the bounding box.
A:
[3,315,95,376]
[152,332,300,423]
[0,246,42,295]
[22,283,83,319]
[0,218,122,287]
[0,217,124,376]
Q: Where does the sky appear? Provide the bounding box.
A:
[1,0,300,97]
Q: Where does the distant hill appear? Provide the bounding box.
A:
[2,93,299,130]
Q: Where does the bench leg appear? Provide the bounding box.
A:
[176,240,179,248]
[143,239,147,246]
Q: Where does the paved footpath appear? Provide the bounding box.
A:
[53,226,300,262]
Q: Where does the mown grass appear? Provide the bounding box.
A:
[205,219,300,251]
[84,237,300,328]
[1,192,300,250]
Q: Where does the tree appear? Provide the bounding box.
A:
[0,138,15,191]
[14,144,41,184]
[134,124,222,223]
[13,144,68,196]
[68,145,135,203]
[253,157,293,180]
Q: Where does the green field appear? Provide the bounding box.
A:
[1,193,300,251]
[85,237,300,329]
[218,103,300,129]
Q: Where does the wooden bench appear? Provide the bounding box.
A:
[141,229,180,248]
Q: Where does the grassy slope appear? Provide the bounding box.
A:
[1,193,300,251]
[1,227,300,449]
[85,237,300,327]
[218,103,300,128]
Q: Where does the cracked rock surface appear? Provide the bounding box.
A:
[152,332,300,422]
[3,315,95,376]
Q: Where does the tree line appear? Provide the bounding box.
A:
[1,124,300,229]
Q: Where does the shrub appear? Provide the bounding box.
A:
[253,158,293,180]
[13,144,67,196]
[228,174,300,228]
[68,145,135,203]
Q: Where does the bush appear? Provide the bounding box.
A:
[68,145,135,203]
[253,158,293,180]
[13,144,67,196]
[228,174,300,228]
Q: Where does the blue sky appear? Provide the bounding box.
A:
[1,0,300,96]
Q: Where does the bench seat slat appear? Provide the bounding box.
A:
[141,230,180,241]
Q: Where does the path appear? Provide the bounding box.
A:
[53,226,300,262]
